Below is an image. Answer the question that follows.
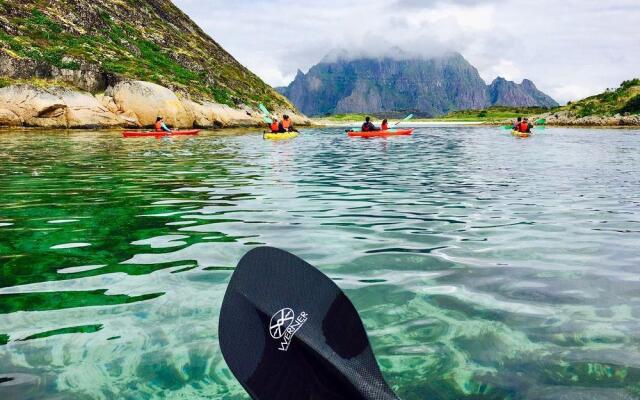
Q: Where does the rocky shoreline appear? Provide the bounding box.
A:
[533,110,640,127]
[0,81,310,129]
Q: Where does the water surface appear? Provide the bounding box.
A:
[1,127,639,399]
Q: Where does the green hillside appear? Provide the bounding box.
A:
[564,79,640,117]
[0,0,292,109]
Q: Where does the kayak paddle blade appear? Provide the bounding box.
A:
[262,116,273,124]
[218,247,399,400]
[259,103,271,117]
[394,113,414,126]
[535,118,546,125]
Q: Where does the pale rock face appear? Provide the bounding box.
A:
[106,81,194,128]
[57,89,124,128]
[0,85,68,127]
[0,108,22,126]
[183,100,268,127]
[0,85,123,128]
[181,100,221,128]
[95,94,120,114]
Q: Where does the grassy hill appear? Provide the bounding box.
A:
[0,0,292,110]
[563,79,640,117]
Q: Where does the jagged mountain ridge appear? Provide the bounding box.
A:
[278,52,558,116]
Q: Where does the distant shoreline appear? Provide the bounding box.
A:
[311,118,640,128]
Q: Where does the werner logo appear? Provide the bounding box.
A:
[269,308,308,351]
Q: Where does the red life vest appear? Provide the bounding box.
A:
[519,121,529,133]
[155,121,162,132]
[381,122,389,130]
[281,119,291,129]
[270,121,279,132]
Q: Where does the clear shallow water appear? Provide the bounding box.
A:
[0,127,639,400]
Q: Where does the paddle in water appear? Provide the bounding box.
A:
[218,247,399,400]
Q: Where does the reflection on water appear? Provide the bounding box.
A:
[1,127,639,399]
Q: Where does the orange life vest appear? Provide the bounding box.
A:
[270,121,279,132]
[381,123,389,130]
[281,119,291,129]
[155,121,162,132]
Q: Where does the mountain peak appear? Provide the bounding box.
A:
[280,50,558,116]
[488,78,557,108]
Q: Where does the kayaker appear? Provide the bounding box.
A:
[513,117,522,130]
[281,115,299,133]
[381,119,389,130]
[155,116,172,133]
[518,117,532,133]
[361,116,379,132]
[269,118,282,133]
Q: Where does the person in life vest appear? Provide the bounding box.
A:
[381,119,389,130]
[361,116,379,132]
[280,115,299,133]
[518,117,532,133]
[513,116,522,130]
[269,118,283,133]
[155,116,172,133]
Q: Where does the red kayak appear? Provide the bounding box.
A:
[347,128,414,138]
[122,129,200,138]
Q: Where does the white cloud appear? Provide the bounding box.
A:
[485,59,524,83]
[174,0,640,103]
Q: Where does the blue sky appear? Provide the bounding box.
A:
[174,0,640,103]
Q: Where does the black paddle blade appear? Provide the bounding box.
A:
[219,247,399,400]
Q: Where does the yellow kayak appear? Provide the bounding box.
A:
[263,132,299,140]
[512,130,531,138]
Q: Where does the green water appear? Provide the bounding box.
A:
[1,127,639,399]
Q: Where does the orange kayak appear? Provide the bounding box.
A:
[347,128,414,138]
[122,129,200,138]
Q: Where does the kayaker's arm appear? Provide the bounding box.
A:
[161,122,172,133]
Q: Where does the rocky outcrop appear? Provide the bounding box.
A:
[535,110,640,126]
[105,81,193,128]
[0,50,116,93]
[0,0,295,109]
[0,81,311,129]
[0,0,307,129]
[183,101,260,128]
[0,108,21,126]
[0,84,125,128]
